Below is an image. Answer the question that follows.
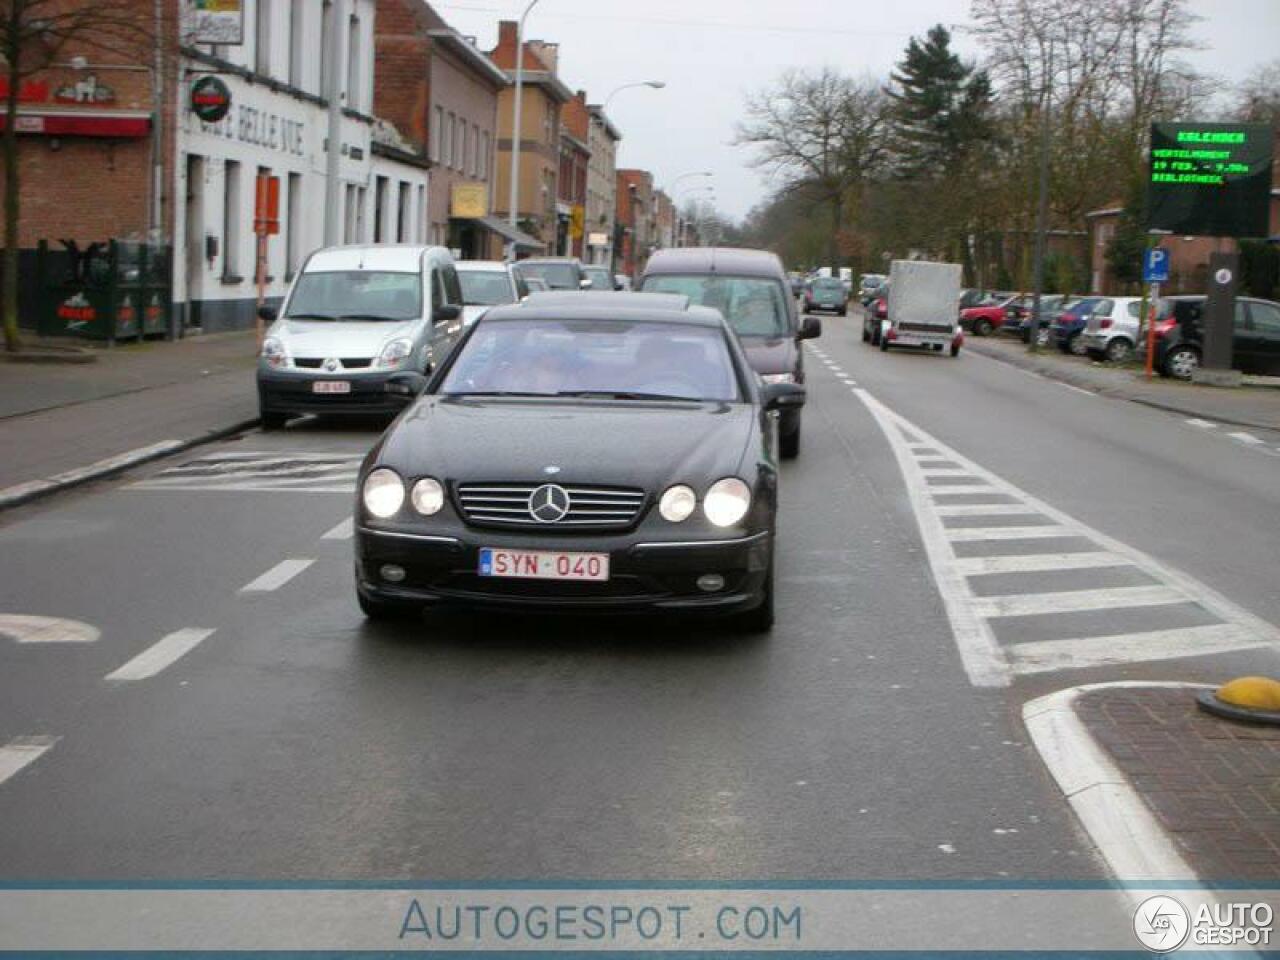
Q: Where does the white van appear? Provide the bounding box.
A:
[256,245,463,428]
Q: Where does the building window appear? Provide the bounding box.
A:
[288,0,304,88]
[346,14,361,110]
[459,123,468,176]
[416,185,426,243]
[222,160,242,280]
[471,123,480,175]
[255,0,271,76]
[374,175,388,243]
[397,181,410,242]
[431,106,442,163]
[286,172,302,279]
[481,131,490,178]
[443,113,454,170]
[319,0,334,97]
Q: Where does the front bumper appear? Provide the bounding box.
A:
[258,366,406,416]
[355,525,773,616]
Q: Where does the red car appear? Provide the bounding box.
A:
[960,295,1022,337]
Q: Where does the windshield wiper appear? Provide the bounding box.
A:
[284,313,338,321]
[338,314,408,322]
[445,390,558,398]
[555,390,703,402]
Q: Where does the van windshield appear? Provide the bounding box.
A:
[641,274,790,337]
[285,271,422,321]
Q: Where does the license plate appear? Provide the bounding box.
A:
[478,548,609,582]
[312,381,351,394]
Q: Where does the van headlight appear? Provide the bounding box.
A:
[703,478,751,527]
[362,468,405,518]
[377,338,413,369]
[760,373,795,385]
[658,484,697,522]
[410,477,445,516]
[261,336,289,368]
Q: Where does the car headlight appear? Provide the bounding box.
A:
[362,468,405,519]
[703,477,751,527]
[377,338,413,369]
[261,336,289,369]
[410,477,445,516]
[760,373,795,385]
[658,484,697,523]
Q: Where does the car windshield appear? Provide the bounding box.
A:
[458,270,514,307]
[582,268,612,288]
[640,274,790,337]
[440,317,740,401]
[813,279,844,292]
[284,270,421,321]
[518,262,579,289]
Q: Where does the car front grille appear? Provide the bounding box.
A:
[293,358,374,370]
[456,482,647,529]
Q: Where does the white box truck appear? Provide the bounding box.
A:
[880,259,964,357]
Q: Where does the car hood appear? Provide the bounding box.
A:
[273,318,417,358]
[740,336,796,377]
[379,397,756,488]
[960,306,1003,320]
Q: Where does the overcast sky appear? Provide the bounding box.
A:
[434,0,1280,221]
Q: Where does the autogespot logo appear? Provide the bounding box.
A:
[1134,895,1191,952]
[529,484,571,523]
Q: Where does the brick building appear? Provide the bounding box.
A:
[615,168,654,281]
[559,92,591,258]
[585,103,620,267]
[488,22,571,253]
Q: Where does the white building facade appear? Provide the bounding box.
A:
[173,0,429,332]
[585,104,619,267]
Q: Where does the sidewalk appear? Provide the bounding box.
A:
[964,336,1280,432]
[1076,685,1279,881]
[0,332,261,502]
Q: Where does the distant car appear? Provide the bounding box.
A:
[1047,297,1105,355]
[354,298,806,632]
[958,288,997,311]
[1071,297,1146,362]
[862,286,890,345]
[1005,295,1065,344]
[959,294,1020,337]
[859,274,886,303]
[581,264,617,291]
[256,244,463,429]
[640,246,821,460]
[456,260,529,328]
[515,257,588,291]
[615,274,633,291]
[804,277,849,315]
[1138,295,1280,379]
[522,274,550,292]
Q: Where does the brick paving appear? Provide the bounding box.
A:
[1076,686,1280,881]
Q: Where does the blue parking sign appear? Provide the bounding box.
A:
[1143,247,1170,284]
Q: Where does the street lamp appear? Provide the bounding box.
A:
[674,184,714,247]
[507,0,541,242]
[602,80,665,112]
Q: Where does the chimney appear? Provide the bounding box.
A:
[498,20,517,49]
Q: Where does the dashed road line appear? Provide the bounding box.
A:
[240,557,315,593]
[0,736,60,786]
[1227,430,1264,445]
[1185,418,1217,429]
[321,517,354,540]
[103,628,216,682]
[855,388,1280,686]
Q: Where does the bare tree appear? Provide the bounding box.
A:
[736,68,890,266]
[1,0,155,352]
[1233,58,1280,125]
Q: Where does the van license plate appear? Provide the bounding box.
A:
[312,381,351,394]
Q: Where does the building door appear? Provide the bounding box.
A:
[184,154,205,329]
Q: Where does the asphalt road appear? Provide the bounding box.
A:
[1,310,1277,883]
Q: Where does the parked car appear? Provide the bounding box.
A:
[1073,296,1147,362]
[256,244,463,429]
[804,276,849,315]
[862,285,890,345]
[640,247,821,459]
[615,274,633,291]
[958,288,1000,311]
[514,257,588,291]
[456,260,529,328]
[354,298,806,632]
[523,275,550,292]
[581,264,617,291]
[959,294,1021,336]
[1138,295,1280,379]
[1004,295,1066,343]
[1047,296,1105,356]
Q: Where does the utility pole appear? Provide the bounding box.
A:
[1028,43,1053,353]
[323,0,346,246]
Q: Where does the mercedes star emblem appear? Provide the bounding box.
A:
[528,483,571,523]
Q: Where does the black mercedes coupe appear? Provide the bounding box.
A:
[352,297,805,632]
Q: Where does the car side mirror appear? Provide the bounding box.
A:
[432,303,461,324]
[762,382,806,412]
[798,316,822,340]
[385,371,428,400]
[257,304,278,323]
[579,278,593,289]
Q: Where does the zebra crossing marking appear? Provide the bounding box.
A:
[127,451,362,493]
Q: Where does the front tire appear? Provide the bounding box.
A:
[357,589,418,622]
[260,409,288,431]
[779,416,801,460]
[732,555,774,634]
[879,336,889,352]
[975,318,993,337]
[950,343,960,357]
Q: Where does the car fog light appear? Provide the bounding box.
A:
[703,477,751,527]
[659,484,697,522]
[696,574,725,593]
[380,564,406,583]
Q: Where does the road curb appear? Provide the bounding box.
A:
[965,340,1279,432]
[1023,681,1211,888]
[0,417,260,512]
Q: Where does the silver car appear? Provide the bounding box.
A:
[256,244,464,428]
[1079,296,1148,363]
[456,260,529,328]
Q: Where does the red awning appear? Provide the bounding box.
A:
[0,111,151,138]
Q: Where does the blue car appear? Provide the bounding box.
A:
[1048,297,1103,355]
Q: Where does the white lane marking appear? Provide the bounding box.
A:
[134,483,354,494]
[919,468,973,478]
[954,552,1129,575]
[971,585,1186,618]
[240,557,315,593]
[1185,418,1217,429]
[0,614,99,644]
[927,485,1003,497]
[854,388,1280,683]
[933,504,1040,517]
[0,440,185,507]
[103,628,216,682]
[0,736,60,786]
[1227,431,1264,445]
[321,517,354,540]
[1010,625,1271,675]
[1056,382,1094,398]
[945,525,1078,542]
